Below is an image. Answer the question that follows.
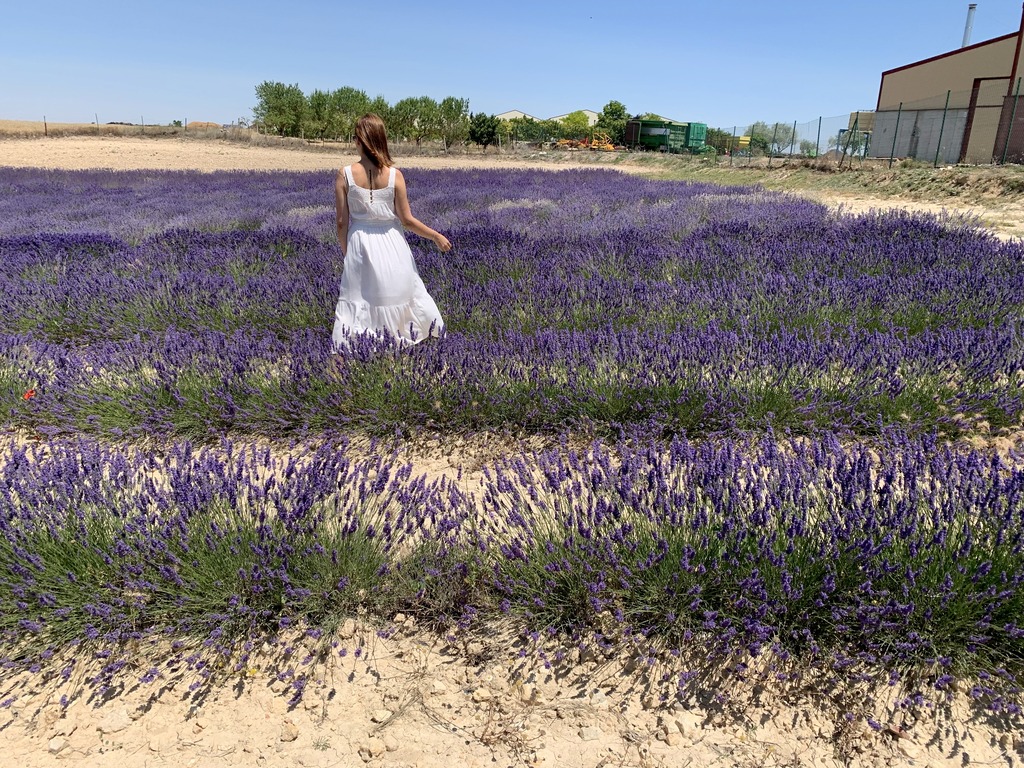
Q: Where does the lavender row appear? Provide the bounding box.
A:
[4,319,1020,439]
[2,169,1016,345]
[0,167,765,242]
[1,433,1021,705]
[3,209,1021,343]
[3,167,1023,439]
[3,168,1018,350]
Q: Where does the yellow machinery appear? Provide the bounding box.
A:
[588,131,615,151]
[556,131,617,151]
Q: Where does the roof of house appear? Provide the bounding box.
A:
[495,109,540,121]
[497,108,603,124]
[548,109,600,120]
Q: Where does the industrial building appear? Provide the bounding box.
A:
[495,110,541,122]
[495,109,600,126]
[548,109,600,126]
[871,3,1024,164]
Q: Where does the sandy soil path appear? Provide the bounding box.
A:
[803,190,1024,241]
[0,135,640,173]
[4,613,1020,768]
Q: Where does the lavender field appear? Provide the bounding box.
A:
[3,167,1023,440]
[1,166,1023,713]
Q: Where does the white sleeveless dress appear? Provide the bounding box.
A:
[331,165,445,348]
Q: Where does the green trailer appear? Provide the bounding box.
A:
[686,122,707,149]
[625,119,707,153]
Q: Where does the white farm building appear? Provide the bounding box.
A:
[496,109,600,126]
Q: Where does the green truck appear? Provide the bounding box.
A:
[625,119,708,153]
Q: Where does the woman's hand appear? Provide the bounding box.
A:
[433,233,452,253]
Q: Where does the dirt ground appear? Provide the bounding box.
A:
[0,134,633,172]
[800,191,1024,241]
[4,619,1022,768]
[2,135,1023,768]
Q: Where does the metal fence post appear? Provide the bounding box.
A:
[839,115,859,170]
[768,122,779,167]
[1001,77,1022,164]
[934,89,951,167]
[790,120,797,156]
[888,102,903,168]
[815,117,821,158]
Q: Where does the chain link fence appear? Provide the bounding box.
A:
[716,75,1023,167]
[714,114,860,166]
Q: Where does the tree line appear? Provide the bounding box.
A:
[253,83,863,157]
[251,82,633,150]
[252,82,475,149]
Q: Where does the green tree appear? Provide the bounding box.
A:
[305,89,332,141]
[330,86,371,140]
[499,115,557,145]
[559,110,591,141]
[747,121,796,155]
[389,98,416,141]
[498,118,515,146]
[595,100,628,145]
[392,96,439,145]
[367,95,391,127]
[253,81,307,137]
[469,113,500,150]
[437,96,470,151]
[503,116,546,145]
[540,119,564,141]
[799,139,819,157]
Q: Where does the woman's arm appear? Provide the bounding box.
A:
[394,170,452,252]
[334,170,350,256]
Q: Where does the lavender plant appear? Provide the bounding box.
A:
[1,166,1022,712]
[2,168,1021,441]
[0,433,1020,709]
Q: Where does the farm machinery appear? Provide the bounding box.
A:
[556,131,618,151]
[625,119,708,154]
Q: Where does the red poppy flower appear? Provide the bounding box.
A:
[23,389,36,401]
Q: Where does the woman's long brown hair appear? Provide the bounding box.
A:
[354,113,393,168]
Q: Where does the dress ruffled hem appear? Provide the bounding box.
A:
[332,296,444,350]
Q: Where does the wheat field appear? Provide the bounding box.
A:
[0,119,229,138]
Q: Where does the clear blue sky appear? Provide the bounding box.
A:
[3,0,1022,129]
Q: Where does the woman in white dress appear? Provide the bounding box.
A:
[332,113,451,350]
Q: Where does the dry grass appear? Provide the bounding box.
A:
[0,119,244,139]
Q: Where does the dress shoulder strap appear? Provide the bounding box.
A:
[343,165,354,186]
[387,166,396,189]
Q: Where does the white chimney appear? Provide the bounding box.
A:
[962,3,977,47]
